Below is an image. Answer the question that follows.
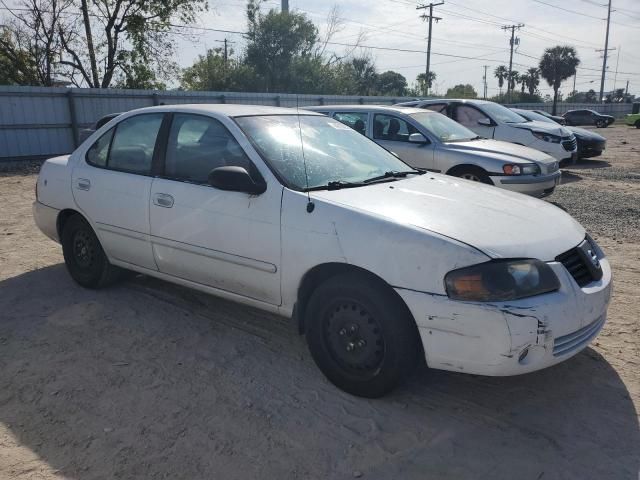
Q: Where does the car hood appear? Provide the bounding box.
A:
[510,120,571,137]
[566,126,606,141]
[443,139,557,165]
[311,174,584,260]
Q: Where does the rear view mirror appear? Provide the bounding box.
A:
[208,166,266,195]
[478,118,493,127]
[408,133,429,144]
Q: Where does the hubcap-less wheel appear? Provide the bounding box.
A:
[73,229,96,269]
[324,300,385,378]
[460,172,481,182]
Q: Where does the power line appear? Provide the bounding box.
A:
[531,0,604,20]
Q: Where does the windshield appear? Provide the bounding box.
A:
[409,111,478,142]
[235,115,416,190]
[481,103,528,124]
[514,110,554,124]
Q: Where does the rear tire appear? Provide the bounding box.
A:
[596,119,607,128]
[61,214,124,289]
[635,120,640,129]
[305,273,420,398]
[449,166,493,185]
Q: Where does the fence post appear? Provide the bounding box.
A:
[67,89,79,148]
[275,95,281,107]
[359,97,364,105]
[219,94,226,104]
[151,92,160,106]
[319,97,325,105]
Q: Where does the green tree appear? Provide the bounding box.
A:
[494,65,508,95]
[525,67,540,95]
[415,71,436,96]
[539,46,580,115]
[585,89,597,102]
[445,84,477,99]
[245,0,318,92]
[181,48,258,91]
[376,70,407,96]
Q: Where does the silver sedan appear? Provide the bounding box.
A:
[308,105,561,197]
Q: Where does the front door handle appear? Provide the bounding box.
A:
[153,193,174,208]
[76,178,91,191]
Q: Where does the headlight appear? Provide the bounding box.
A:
[502,163,540,175]
[532,131,562,143]
[444,259,560,302]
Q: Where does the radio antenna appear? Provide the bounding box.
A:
[296,93,314,213]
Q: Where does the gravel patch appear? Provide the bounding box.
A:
[549,179,640,241]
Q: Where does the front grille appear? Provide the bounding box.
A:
[553,315,605,356]
[556,245,595,287]
[562,136,577,152]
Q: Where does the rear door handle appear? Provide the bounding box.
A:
[76,178,91,191]
[153,193,174,208]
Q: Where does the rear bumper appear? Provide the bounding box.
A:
[396,258,612,377]
[33,201,60,243]
[490,170,561,197]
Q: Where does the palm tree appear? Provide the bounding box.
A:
[494,65,508,95]
[539,46,580,115]
[507,70,519,93]
[416,71,436,96]
[525,67,540,96]
[520,73,529,93]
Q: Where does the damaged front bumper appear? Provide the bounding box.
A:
[396,258,612,376]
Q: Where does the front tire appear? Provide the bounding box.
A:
[596,119,607,128]
[61,214,124,289]
[449,166,493,185]
[305,273,420,398]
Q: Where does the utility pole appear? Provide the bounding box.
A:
[282,0,288,13]
[625,80,629,97]
[572,73,577,95]
[417,1,444,97]
[483,65,488,99]
[502,23,524,103]
[224,38,229,66]
[599,0,612,103]
[612,46,620,94]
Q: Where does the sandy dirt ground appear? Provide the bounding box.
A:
[0,124,639,479]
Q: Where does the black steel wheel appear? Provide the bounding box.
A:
[305,272,420,398]
[61,214,124,288]
[449,166,493,185]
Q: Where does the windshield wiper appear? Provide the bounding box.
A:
[305,180,367,191]
[363,170,424,184]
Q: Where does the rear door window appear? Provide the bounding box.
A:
[454,105,491,128]
[108,114,164,174]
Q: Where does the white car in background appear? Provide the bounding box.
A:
[397,99,578,163]
[309,105,561,197]
[33,104,611,398]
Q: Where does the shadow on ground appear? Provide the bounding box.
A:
[0,265,638,479]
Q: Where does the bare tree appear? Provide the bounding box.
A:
[0,0,72,85]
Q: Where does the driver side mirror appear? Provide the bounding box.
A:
[208,166,266,195]
[408,133,429,144]
[477,118,493,127]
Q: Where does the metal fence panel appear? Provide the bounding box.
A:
[0,85,634,162]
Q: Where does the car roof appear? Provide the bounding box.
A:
[121,103,324,118]
[309,105,430,115]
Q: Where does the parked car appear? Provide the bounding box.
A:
[78,112,122,143]
[512,108,606,159]
[624,112,640,128]
[309,105,561,197]
[563,109,615,128]
[33,104,612,398]
[530,109,566,125]
[396,99,578,162]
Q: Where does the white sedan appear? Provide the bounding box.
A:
[33,104,612,397]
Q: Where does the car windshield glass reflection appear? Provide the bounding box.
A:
[482,103,528,124]
[409,112,478,142]
[235,115,417,190]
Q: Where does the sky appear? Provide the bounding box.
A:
[169,0,640,98]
